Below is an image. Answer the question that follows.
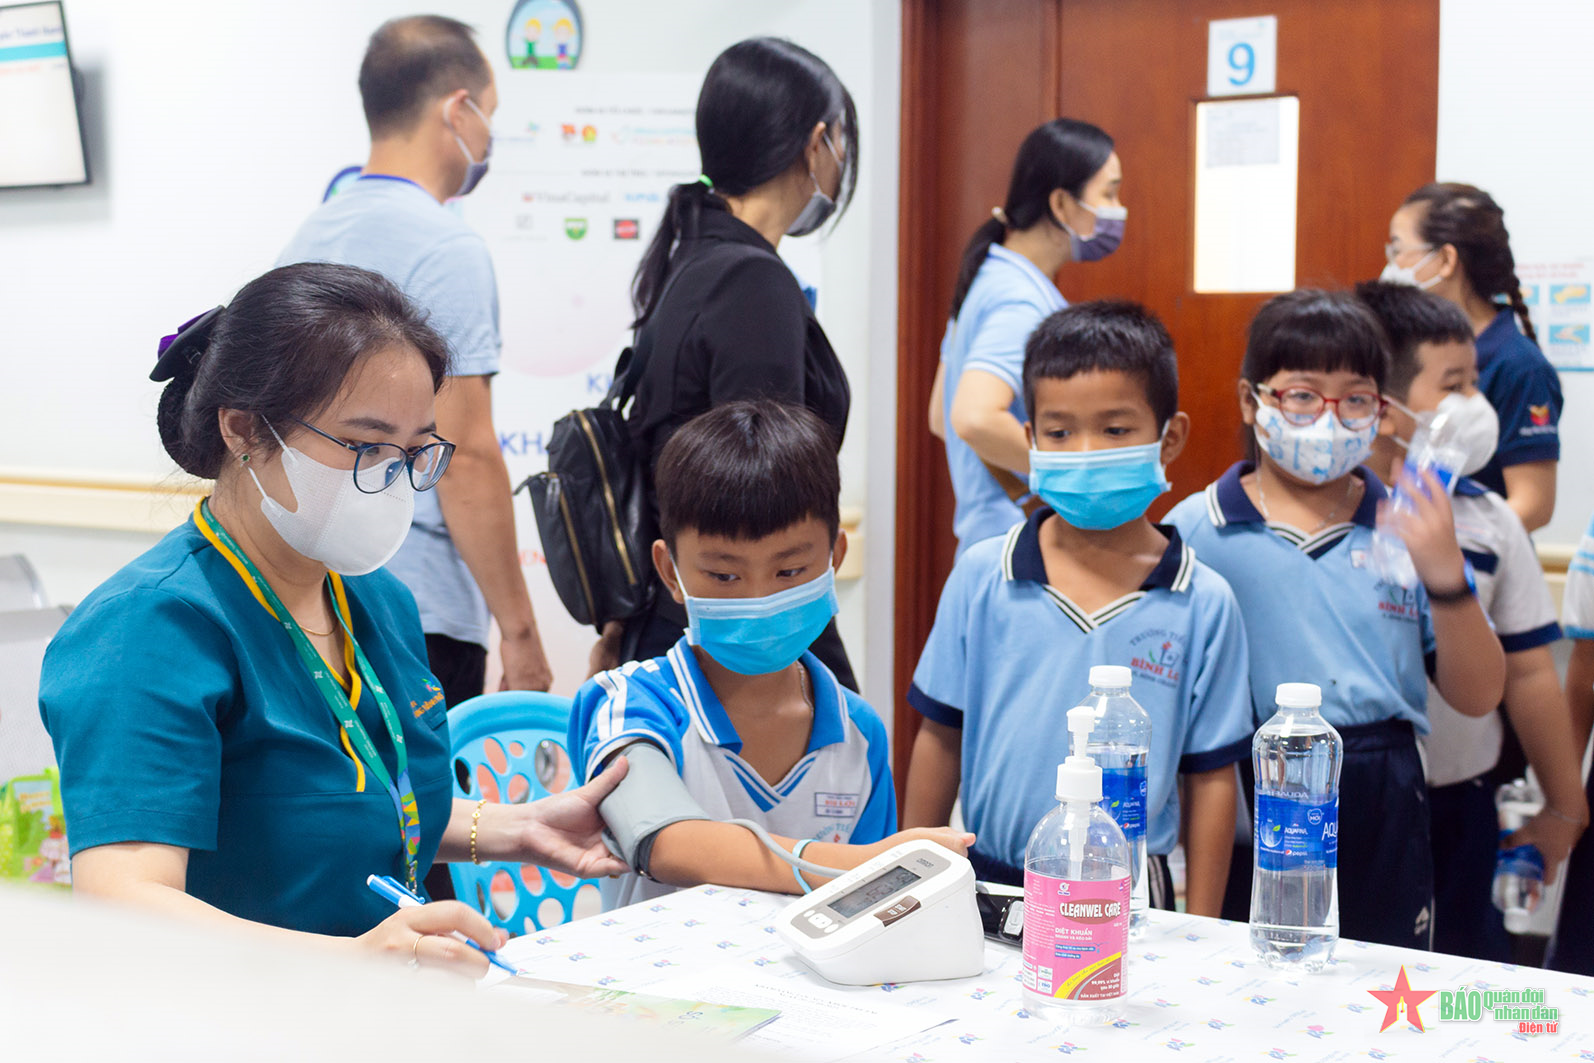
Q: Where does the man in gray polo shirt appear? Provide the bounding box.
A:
[280,15,552,707]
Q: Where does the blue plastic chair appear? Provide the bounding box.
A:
[446,691,601,935]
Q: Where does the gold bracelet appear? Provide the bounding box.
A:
[1543,804,1589,829]
[470,798,488,865]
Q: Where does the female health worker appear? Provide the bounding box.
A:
[1383,182,1561,531]
[929,118,1124,555]
[601,37,861,687]
[39,264,627,977]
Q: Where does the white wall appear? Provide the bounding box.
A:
[1438,0,1594,547]
[0,1,900,708]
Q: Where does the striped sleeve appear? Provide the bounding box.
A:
[567,658,686,782]
[846,697,898,844]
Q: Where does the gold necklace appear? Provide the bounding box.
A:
[1256,469,1359,535]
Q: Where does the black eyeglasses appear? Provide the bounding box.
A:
[291,418,454,493]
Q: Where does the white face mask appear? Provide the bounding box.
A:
[1253,402,1378,485]
[248,427,415,576]
[1397,390,1500,477]
[1380,249,1441,290]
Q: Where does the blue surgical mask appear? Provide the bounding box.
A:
[1062,201,1127,262]
[682,565,839,675]
[786,135,843,237]
[449,97,492,198]
[1028,438,1169,530]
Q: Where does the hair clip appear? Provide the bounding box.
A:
[991,206,1009,226]
[151,306,225,383]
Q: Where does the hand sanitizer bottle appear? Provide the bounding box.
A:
[1022,705,1132,1025]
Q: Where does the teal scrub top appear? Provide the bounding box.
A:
[39,517,454,937]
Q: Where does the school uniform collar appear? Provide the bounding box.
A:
[1002,507,1195,593]
[1206,461,1386,530]
[665,637,847,755]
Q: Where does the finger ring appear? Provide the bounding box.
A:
[408,932,424,970]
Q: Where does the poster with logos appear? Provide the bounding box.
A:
[458,72,702,690]
[1518,259,1594,371]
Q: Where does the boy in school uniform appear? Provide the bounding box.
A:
[571,401,971,908]
[1357,281,1588,960]
[1167,288,1505,951]
[903,301,1253,916]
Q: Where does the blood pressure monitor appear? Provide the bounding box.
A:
[776,840,984,986]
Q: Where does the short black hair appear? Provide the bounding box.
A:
[1353,281,1474,400]
[359,16,490,138]
[1241,288,1389,391]
[1022,300,1179,427]
[656,401,840,549]
[156,263,449,479]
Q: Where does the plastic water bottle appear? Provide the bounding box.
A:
[1371,410,1468,588]
[1492,778,1545,934]
[1022,705,1132,1025]
[1250,682,1343,971]
[1080,665,1151,935]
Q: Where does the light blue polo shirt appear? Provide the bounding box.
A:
[940,244,1067,555]
[278,175,501,647]
[1166,463,1437,733]
[570,638,896,906]
[908,511,1254,871]
[39,517,453,936]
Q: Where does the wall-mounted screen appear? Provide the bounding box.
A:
[0,2,89,189]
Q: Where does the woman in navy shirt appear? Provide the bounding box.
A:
[41,264,626,975]
[1383,183,1561,531]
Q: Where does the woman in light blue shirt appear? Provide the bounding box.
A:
[41,263,627,976]
[928,118,1126,555]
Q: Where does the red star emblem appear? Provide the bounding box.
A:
[1367,965,1437,1032]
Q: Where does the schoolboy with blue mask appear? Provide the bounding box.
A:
[570,401,972,908]
[904,301,1253,918]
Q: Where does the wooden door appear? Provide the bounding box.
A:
[894,0,1438,794]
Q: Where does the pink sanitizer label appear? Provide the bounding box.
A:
[1021,872,1130,1001]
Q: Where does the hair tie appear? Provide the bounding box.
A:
[991,206,1009,226]
[696,174,714,190]
[151,306,225,383]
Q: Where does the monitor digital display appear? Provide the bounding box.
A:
[828,865,921,920]
[0,1,89,189]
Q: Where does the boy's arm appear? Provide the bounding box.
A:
[902,719,962,829]
[647,821,975,894]
[1390,469,1505,715]
[1181,766,1237,918]
[1500,646,1589,881]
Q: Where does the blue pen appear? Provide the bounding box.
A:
[366,874,520,975]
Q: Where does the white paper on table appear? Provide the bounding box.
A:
[648,958,949,1062]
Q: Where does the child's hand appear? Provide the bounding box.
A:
[874,826,977,858]
[1379,468,1468,595]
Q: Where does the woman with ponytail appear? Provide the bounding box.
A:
[1383,183,1561,530]
[927,119,1124,556]
[609,37,860,687]
[40,263,626,973]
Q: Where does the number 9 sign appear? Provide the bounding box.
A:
[1208,15,1277,97]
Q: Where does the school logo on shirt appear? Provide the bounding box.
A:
[1376,583,1422,622]
[814,792,859,818]
[1128,629,1185,688]
[1529,404,1551,427]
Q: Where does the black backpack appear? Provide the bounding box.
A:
[517,347,653,633]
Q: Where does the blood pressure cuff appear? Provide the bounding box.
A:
[597,742,712,878]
